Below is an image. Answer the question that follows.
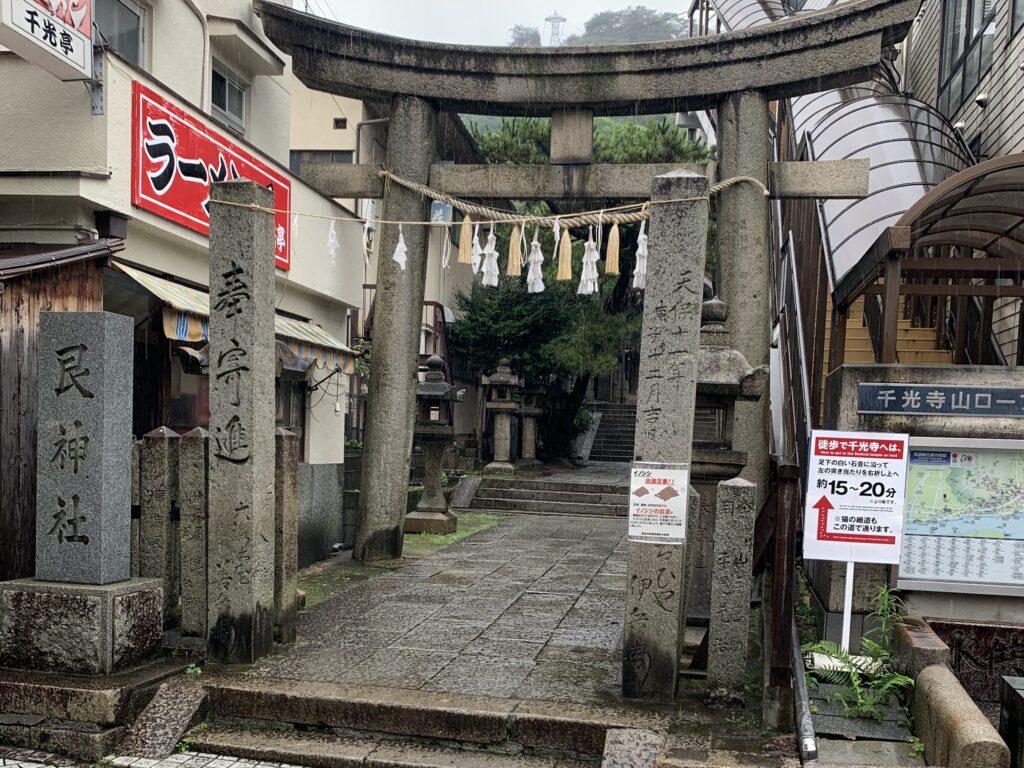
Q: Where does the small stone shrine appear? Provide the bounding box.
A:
[482,359,520,474]
[0,311,162,675]
[406,355,463,534]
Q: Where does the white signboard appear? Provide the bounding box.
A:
[628,462,688,543]
[803,429,909,565]
[0,0,92,81]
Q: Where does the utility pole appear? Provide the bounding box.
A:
[545,10,566,46]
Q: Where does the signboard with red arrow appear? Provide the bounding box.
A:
[803,429,909,565]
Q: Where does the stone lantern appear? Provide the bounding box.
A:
[405,355,463,534]
[481,358,521,474]
[517,387,543,474]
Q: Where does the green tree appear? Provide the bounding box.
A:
[563,6,687,45]
[453,116,712,458]
[508,24,542,46]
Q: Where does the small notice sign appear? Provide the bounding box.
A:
[628,462,688,543]
[803,429,909,565]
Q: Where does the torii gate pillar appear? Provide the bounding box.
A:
[355,95,438,561]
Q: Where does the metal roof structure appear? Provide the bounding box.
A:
[0,238,124,280]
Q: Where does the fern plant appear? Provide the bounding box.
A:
[802,585,914,721]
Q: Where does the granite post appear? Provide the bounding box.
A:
[34,311,133,585]
[179,427,210,639]
[517,390,543,473]
[623,170,709,701]
[140,426,179,624]
[716,91,771,504]
[275,428,299,644]
[131,438,140,577]
[706,478,757,704]
[206,180,277,663]
[354,95,438,561]
[0,310,163,675]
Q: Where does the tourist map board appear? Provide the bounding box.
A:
[803,430,909,565]
[897,438,1024,594]
[628,462,688,543]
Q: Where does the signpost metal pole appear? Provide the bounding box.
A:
[840,560,855,652]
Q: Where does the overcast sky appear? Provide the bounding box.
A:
[312,1,687,45]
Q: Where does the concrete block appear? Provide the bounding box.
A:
[550,108,593,164]
[0,578,162,675]
[893,617,950,681]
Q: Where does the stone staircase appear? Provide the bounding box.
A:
[461,477,629,517]
[587,402,636,463]
[187,677,671,767]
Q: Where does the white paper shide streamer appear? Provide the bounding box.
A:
[471,223,483,275]
[632,219,648,290]
[392,224,408,271]
[577,226,600,296]
[526,227,546,294]
[326,220,339,268]
[481,225,500,287]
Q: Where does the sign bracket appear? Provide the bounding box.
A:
[88,48,104,116]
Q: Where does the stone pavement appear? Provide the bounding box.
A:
[234,514,629,704]
[543,463,631,488]
[0,747,305,768]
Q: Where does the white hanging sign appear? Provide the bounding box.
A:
[803,429,909,565]
[628,462,688,543]
[0,0,92,81]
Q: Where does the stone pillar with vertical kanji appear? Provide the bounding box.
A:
[35,311,133,585]
[206,180,277,664]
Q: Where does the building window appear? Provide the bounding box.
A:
[276,376,306,457]
[93,0,145,66]
[288,149,354,175]
[333,117,348,130]
[212,62,247,134]
[938,0,996,117]
[1014,0,1024,37]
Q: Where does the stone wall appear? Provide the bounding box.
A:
[297,463,345,569]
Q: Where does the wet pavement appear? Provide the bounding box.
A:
[241,515,629,706]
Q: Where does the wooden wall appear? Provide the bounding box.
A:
[0,260,103,580]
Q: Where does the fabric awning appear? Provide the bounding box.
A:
[113,261,355,372]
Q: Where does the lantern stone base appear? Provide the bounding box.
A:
[483,460,517,475]
[515,457,543,474]
[404,509,457,534]
[0,578,162,675]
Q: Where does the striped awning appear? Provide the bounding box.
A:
[113,261,355,372]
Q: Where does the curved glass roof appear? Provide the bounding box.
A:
[711,0,972,296]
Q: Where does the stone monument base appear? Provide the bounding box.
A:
[0,578,162,675]
[0,658,187,760]
[404,509,457,534]
[483,460,516,475]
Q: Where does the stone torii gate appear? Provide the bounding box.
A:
[258,0,917,702]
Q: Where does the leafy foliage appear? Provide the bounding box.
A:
[509,24,541,46]
[803,585,913,721]
[562,6,688,45]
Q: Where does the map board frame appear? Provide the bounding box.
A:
[895,436,1024,597]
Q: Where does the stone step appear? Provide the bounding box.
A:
[469,497,628,517]
[591,437,635,446]
[117,678,207,758]
[201,678,671,757]
[474,487,629,505]
[190,724,598,768]
[478,479,629,496]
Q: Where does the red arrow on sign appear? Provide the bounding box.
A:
[814,494,895,545]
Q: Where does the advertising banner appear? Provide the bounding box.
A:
[0,0,92,80]
[131,81,291,270]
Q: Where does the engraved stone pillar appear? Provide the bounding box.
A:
[707,478,757,704]
[34,311,133,585]
[207,180,277,663]
[179,427,210,639]
[517,390,542,473]
[275,427,299,644]
[623,170,709,701]
[355,95,438,561]
[131,438,140,577]
[140,426,179,623]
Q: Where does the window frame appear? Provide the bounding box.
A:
[938,0,998,118]
[1014,0,1024,39]
[93,0,146,68]
[211,60,248,136]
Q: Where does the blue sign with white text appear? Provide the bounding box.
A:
[858,383,1024,418]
